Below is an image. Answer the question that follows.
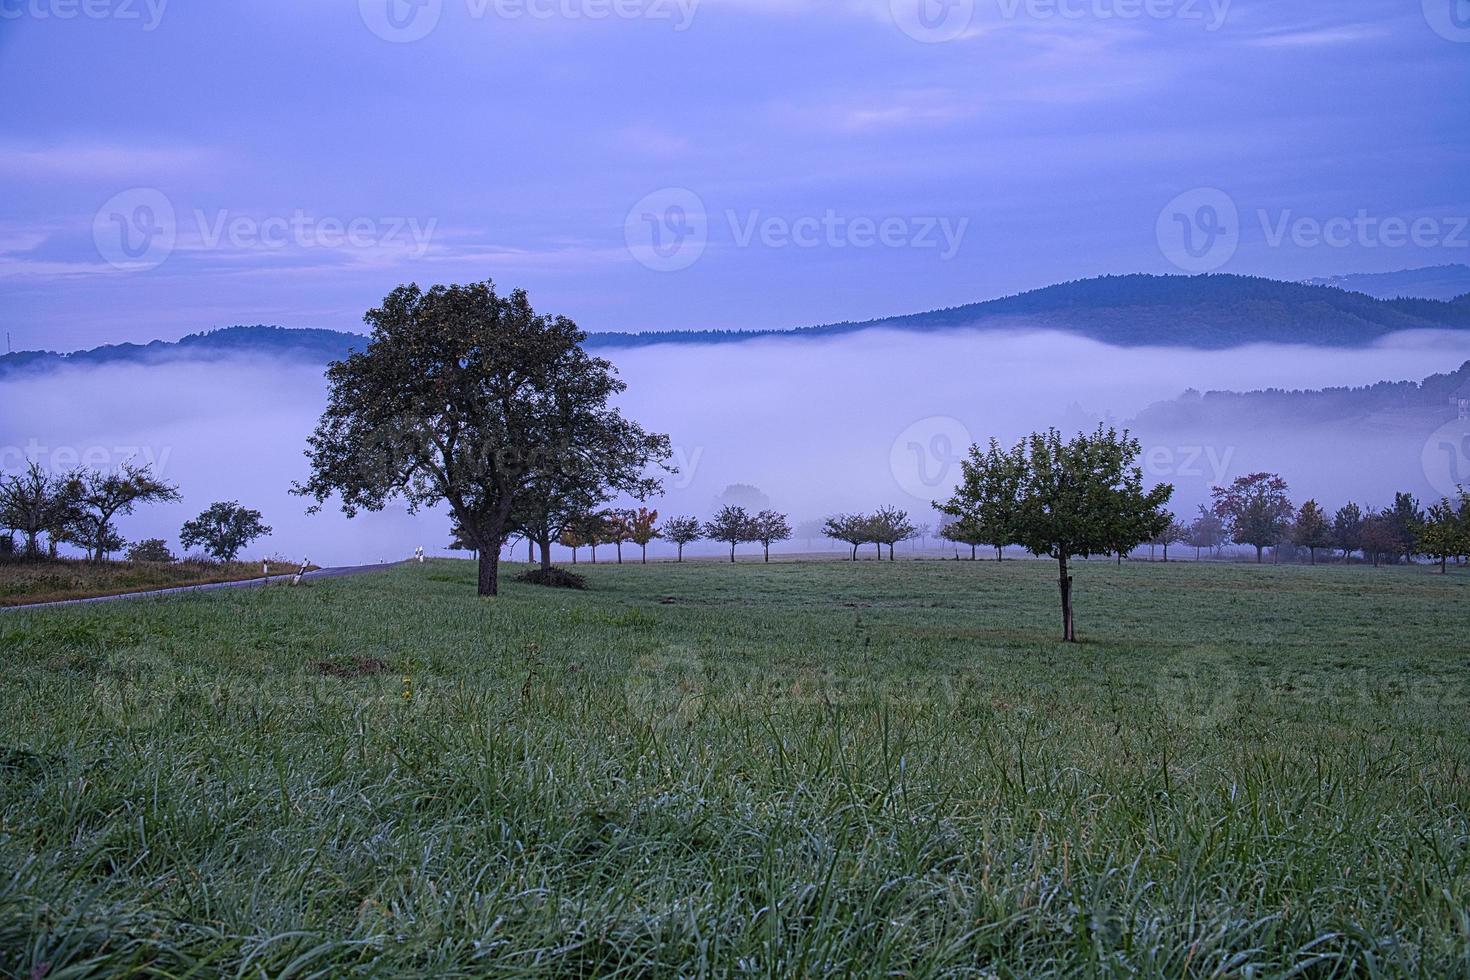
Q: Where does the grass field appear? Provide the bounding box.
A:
[0,557,297,607]
[1,558,1467,977]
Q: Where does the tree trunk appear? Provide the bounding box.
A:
[590,544,598,564]
[729,541,736,563]
[888,544,895,562]
[616,542,623,564]
[539,534,553,572]
[1058,554,1075,642]
[971,544,977,560]
[1309,547,1315,566]
[763,543,770,562]
[874,542,882,560]
[1255,544,1264,563]
[677,543,684,562]
[850,543,858,561]
[641,543,648,564]
[571,547,578,564]
[477,551,500,597]
[527,538,534,563]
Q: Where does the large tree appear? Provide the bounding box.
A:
[1290,499,1333,565]
[954,426,1172,642]
[704,505,755,563]
[295,281,670,596]
[69,461,180,562]
[180,501,272,562]
[1211,472,1294,564]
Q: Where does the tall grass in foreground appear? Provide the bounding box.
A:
[1,559,1467,977]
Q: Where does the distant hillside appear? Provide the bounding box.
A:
[1304,265,1470,301]
[5,273,1470,380]
[1132,359,1470,429]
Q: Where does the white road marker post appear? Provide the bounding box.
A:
[292,557,309,586]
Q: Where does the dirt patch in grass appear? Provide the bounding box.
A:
[311,656,391,678]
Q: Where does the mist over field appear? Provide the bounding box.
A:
[5,327,1468,566]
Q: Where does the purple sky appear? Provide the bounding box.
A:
[2,0,1468,351]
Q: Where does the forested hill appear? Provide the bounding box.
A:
[5,273,1469,380]
[1131,359,1470,429]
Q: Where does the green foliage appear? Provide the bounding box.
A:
[703,506,756,562]
[1333,501,1364,559]
[179,502,271,562]
[1290,499,1333,563]
[822,512,871,560]
[66,461,180,562]
[659,516,702,561]
[125,538,177,563]
[293,279,670,595]
[1417,489,1470,572]
[1211,472,1294,563]
[750,510,792,562]
[947,425,1173,640]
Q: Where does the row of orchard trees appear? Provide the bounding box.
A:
[551,505,794,563]
[1146,474,1470,571]
[0,460,272,563]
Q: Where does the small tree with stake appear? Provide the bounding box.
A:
[660,516,702,561]
[952,425,1172,643]
[750,509,792,562]
[704,506,755,563]
[180,502,272,562]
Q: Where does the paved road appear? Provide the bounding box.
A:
[0,561,410,614]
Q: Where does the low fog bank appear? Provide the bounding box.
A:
[4,328,1468,566]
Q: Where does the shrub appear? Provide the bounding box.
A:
[515,567,587,590]
[126,538,178,563]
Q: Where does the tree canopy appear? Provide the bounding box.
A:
[294,280,670,595]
